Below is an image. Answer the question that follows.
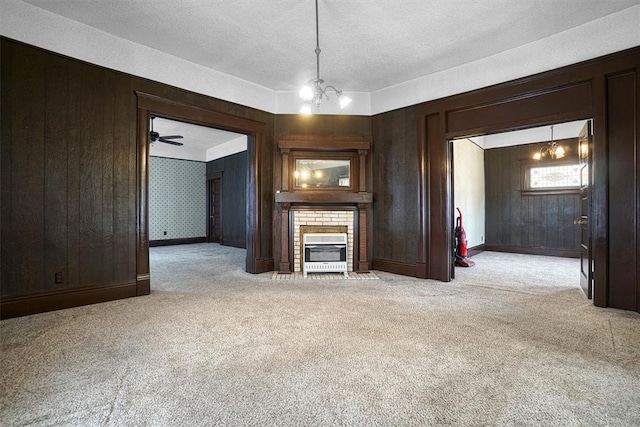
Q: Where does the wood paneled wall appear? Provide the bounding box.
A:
[370,107,419,276]
[484,142,580,256]
[1,40,137,303]
[1,38,274,318]
[606,71,639,311]
[2,36,639,316]
[207,152,247,248]
[274,114,371,138]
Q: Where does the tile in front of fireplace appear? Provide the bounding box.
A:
[271,271,379,280]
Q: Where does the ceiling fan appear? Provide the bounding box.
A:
[149,115,184,146]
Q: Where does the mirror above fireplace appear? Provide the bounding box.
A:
[294,158,351,189]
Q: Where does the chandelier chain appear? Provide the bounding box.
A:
[298,0,351,114]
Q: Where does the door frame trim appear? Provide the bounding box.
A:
[135,92,269,295]
[207,172,223,244]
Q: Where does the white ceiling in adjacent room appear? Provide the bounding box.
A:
[149,117,246,162]
[469,120,590,150]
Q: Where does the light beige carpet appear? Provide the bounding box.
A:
[1,244,639,426]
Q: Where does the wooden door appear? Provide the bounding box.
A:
[207,177,222,243]
[576,121,592,298]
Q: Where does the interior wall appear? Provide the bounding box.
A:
[2,36,639,317]
[206,151,247,249]
[484,142,580,256]
[606,70,639,310]
[370,106,419,276]
[453,138,485,249]
[0,37,274,318]
[149,157,206,242]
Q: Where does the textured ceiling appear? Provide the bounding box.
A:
[21,0,640,93]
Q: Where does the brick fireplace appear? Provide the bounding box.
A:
[293,210,354,272]
[274,135,372,274]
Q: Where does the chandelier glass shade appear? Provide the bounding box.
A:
[299,0,352,114]
[533,125,566,160]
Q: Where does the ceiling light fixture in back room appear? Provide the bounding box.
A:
[533,125,565,160]
[299,0,352,115]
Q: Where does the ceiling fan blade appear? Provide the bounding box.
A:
[159,135,183,140]
[158,138,184,146]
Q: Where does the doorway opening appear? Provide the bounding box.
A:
[450,119,592,298]
[135,92,269,297]
[147,116,248,289]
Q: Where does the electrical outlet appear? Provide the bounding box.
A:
[54,272,64,284]
[163,231,167,235]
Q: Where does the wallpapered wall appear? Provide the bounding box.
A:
[149,156,206,241]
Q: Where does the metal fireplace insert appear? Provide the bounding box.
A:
[303,233,348,277]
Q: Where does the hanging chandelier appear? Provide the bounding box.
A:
[533,125,566,160]
[299,0,352,115]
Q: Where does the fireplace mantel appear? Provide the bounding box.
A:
[274,134,373,274]
[275,191,372,205]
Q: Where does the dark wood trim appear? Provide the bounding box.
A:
[278,134,370,194]
[136,107,150,294]
[149,237,207,247]
[592,75,609,308]
[278,134,371,151]
[637,70,640,314]
[279,203,291,272]
[137,92,265,133]
[223,239,247,249]
[0,281,138,319]
[357,203,369,272]
[206,172,223,244]
[417,114,428,279]
[521,189,581,196]
[136,274,150,296]
[605,70,638,311]
[275,192,373,204]
[444,81,592,138]
[135,92,271,276]
[255,258,275,273]
[468,245,485,257]
[484,244,580,258]
[371,258,417,277]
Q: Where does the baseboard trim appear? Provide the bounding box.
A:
[254,258,274,274]
[149,237,206,247]
[468,244,485,257]
[371,258,417,277]
[223,239,246,249]
[483,244,580,258]
[1,281,138,319]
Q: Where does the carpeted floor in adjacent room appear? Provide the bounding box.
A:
[1,243,639,426]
